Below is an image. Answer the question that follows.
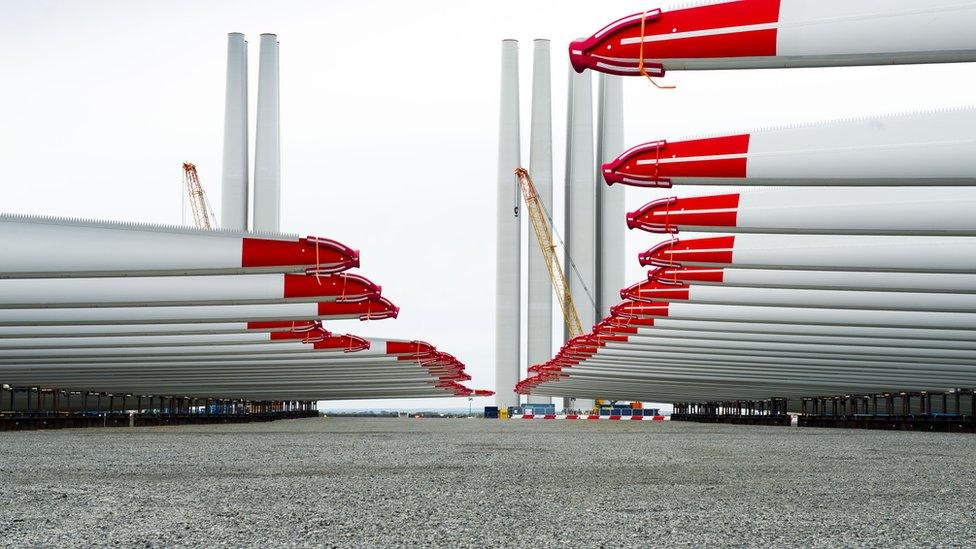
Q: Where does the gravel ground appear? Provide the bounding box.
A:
[0,418,973,547]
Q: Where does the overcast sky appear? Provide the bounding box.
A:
[2,1,974,410]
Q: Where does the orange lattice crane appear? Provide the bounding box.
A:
[182,162,216,230]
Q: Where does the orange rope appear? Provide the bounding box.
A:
[654,140,662,180]
[668,235,679,266]
[638,11,675,90]
[314,239,322,285]
[665,197,671,231]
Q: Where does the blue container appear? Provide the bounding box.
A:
[521,403,555,415]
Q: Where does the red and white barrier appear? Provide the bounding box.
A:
[508,414,666,421]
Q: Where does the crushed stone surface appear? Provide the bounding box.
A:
[1,418,973,547]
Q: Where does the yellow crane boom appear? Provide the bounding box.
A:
[514,167,584,339]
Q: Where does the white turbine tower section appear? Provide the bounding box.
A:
[526,40,553,406]
[495,40,520,409]
[595,74,624,316]
[563,64,597,412]
[220,32,249,231]
[253,34,281,233]
[565,68,596,331]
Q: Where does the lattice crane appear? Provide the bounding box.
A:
[182,162,216,230]
[514,168,584,338]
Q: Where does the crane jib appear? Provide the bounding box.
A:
[514,168,585,339]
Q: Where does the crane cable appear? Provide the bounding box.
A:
[517,174,597,311]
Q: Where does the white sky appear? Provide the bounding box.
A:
[1,1,974,410]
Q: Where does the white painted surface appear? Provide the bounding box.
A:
[777,0,976,58]
[716,268,976,293]
[253,34,281,233]
[648,319,976,342]
[610,339,976,360]
[0,341,314,358]
[494,40,521,408]
[665,302,976,329]
[0,332,271,348]
[0,323,252,338]
[717,234,976,272]
[0,274,284,307]
[565,68,597,331]
[526,40,553,406]
[597,74,626,315]
[0,302,322,325]
[677,285,976,312]
[730,187,976,235]
[0,220,243,275]
[633,326,976,349]
[221,32,249,231]
[744,108,976,182]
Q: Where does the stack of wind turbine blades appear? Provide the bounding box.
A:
[0,215,490,400]
[518,325,976,406]
[521,255,976,405]
[517,295,976,404]
[0,337,488,400]
[599,323,976,354]
[591,322,976,373]
[569,0,976,77]
[601,108,976,188]
[517,2,976,407]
